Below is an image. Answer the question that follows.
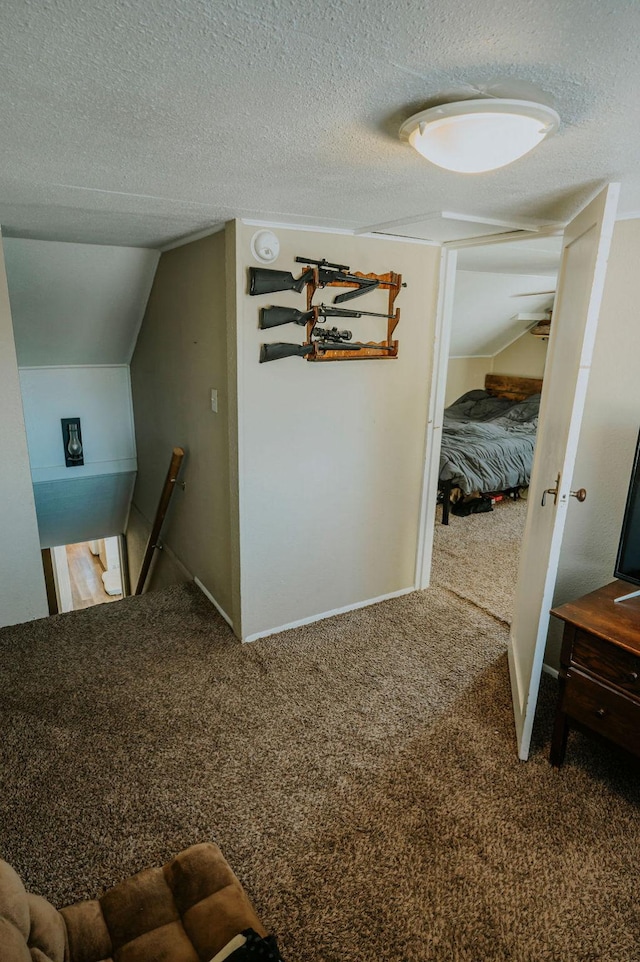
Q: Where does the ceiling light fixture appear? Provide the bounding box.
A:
[399,99,560,174]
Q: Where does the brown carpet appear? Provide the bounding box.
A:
[1,583,639,961]
[432,497,528,624]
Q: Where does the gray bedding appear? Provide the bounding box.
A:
[440,390,540,495]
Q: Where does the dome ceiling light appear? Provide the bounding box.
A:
[399,98,560,174]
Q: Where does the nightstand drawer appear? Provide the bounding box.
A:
[563,670,640,754]
[572,630,640,695]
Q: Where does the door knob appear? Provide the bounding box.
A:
[570,488,587,502]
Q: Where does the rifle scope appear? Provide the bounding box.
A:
[295,256,350,272]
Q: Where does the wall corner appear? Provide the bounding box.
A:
[225,219,242,638]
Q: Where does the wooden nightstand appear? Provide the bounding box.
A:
[550,581,640,767]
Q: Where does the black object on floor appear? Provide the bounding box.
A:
[452,496,493,517]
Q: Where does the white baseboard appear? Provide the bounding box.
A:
[194,577,233,629]
[242,586,414,643]
[542,662,559,680]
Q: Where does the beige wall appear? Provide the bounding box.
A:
[129,230,236,622]
[493,332,547,378]
[0,234,48,627]
[126,504,192,592]
[235,223,440,639]
[445,357,492,406]
[446,334,546,407]
[224,221,242,631]
[547,219,640,664]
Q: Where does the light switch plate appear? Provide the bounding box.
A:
[210,388,218,413]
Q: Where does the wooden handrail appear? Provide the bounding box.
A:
[134,447,185,595]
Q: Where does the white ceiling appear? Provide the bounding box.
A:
[0,1,638,248]
[4,239,159,365]
[450,270,555,356]
[451,235,560,355]
[456,236,563,275]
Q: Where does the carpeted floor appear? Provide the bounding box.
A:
[432,496,528,624]
[1,582,639,961]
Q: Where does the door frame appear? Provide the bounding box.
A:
[414,225,564,590]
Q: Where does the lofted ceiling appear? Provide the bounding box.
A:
[4,239,159,365]
[0,1,638,249]
[451,236,561,356]
[456,237,562,276]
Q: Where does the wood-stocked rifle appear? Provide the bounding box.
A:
[260,329,396,363]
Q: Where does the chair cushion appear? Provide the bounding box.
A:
[0,860,67,962]
[26,894,67,962]
[60,843,266,962]
[0,843,265,962]
[60,899,113,962]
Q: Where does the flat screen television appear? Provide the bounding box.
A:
[614,427,640,601]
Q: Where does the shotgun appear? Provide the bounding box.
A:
[250,256,379,304]
[259,303,395,330]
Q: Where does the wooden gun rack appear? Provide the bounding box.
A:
[305,270,403,361]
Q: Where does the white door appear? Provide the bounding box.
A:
[508,183,620,760]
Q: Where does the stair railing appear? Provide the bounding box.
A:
[134,447,185,595]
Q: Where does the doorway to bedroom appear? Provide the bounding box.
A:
[429,234,562,624]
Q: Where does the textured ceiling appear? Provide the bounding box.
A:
[0,0,638,248]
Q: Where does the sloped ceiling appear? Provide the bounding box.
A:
[0,1,639,247]
[456,237,562,276]
[450,237,560,356]
[450,272,555,356]
[4,239,159,366]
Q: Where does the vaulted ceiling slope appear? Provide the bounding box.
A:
[451,237,561,356]
[0,1,638,248]
[5,239,159,366]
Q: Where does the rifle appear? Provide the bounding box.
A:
[260,339,396,363]
[259,303,395,330]
[250,256,379,304]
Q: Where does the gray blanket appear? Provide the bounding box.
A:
[440,391,540,495]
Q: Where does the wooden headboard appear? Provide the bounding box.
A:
[485,373,543,401]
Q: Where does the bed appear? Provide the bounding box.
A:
[438,374,542,524]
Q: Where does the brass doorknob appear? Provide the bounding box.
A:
[570,488,587,502]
